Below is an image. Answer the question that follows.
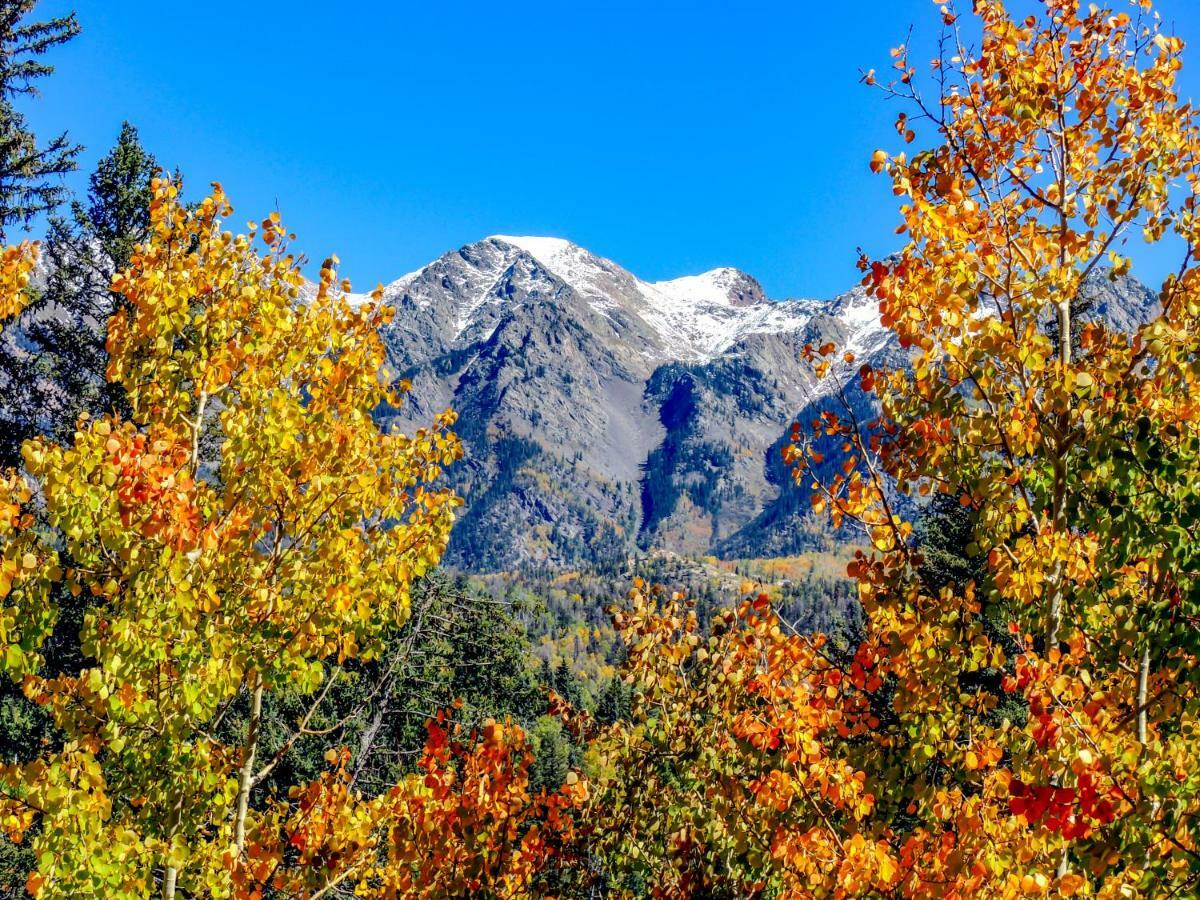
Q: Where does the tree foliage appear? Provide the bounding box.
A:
[0,182,471,896]
[0,121,158,466]
[0,1,79,239]
[779,0,1200,892]
[580,582,888,896]
[4,0,1200,896]
[540,0,1200,895]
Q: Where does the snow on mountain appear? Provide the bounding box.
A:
[487,235,845,362]
[638,275,818,361]
[830,285,893,359]
[360,237,1155,569]
[489,235,575,272]
[385,266,428,295]
[305,234,891,370]
[487,235,631,319]
[650,268,761,308]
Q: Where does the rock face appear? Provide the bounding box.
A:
[361,236,1158,570]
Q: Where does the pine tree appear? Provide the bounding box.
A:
[595,675,630,726]
[552,658,585,710]
[0,123,157,466]
[913,492,985,595]
[0,1,80,238]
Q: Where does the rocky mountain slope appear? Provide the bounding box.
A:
[360,237,1156,570]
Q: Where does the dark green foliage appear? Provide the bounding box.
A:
[774,571,861,643]
[527,716,572,794]
[70,121,156,273]
[0,1,80,239]
[595,675,631,726]
[0,123,157,466]
[913,493,1027,730]
[549,658,585,709]
[915,492,986,594]
[0,835,30,897]
[234,572,548,801]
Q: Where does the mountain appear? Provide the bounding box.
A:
[360,236,1157,571]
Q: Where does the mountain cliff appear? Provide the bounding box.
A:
[360,237,1156,570]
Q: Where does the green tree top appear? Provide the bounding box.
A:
[0,0,79,238]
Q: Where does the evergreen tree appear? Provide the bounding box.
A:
[527,716,571,793]
[595,675,631,726]
[0,1,80,238]
[912,492,1026,729]
[0,122,157,465]
[330,573,547,796]
[552,658,585,710]
[913,492,986,595]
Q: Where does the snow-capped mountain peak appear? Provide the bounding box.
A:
[366,236,1154,570]
[487,235,613,295]
[310,235,885,366]
[488,235,574,266]
[651,267,765,308]
[479,235,826,361]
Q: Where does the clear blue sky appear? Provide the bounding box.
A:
[23,1,1200,299]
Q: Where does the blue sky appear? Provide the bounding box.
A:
[23,1,1200,299]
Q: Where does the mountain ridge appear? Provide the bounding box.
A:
[349,236,1156,571]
